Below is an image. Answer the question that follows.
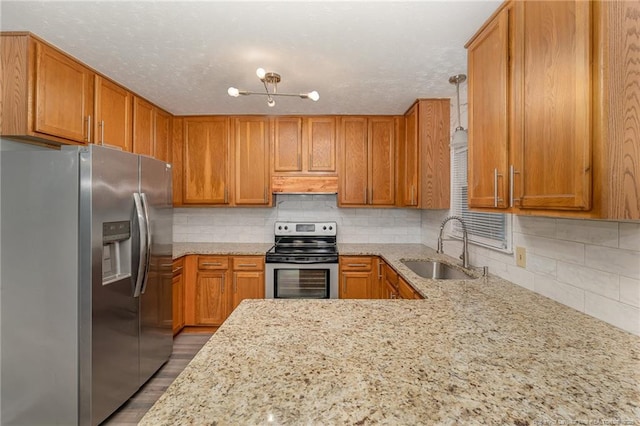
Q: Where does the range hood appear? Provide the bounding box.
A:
[271,176,338,194]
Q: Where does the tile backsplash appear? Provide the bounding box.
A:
[173,194,422,244]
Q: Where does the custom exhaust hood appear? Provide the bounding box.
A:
[271,176,339,194]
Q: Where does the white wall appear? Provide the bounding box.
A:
[174,194,422,244]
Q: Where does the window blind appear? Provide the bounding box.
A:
[451,146,511,251]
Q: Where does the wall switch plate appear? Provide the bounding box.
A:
[516,246,527,268]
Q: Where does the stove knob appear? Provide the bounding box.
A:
[278,226,282,230]
[323,226,327,230]
[329,226,333,230]
[284,226,288,230]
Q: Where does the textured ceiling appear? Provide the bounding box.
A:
[0,1,500,116]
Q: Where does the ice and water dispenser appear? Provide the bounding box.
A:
[102,221,132,285]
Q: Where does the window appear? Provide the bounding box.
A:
[450,144,512,252]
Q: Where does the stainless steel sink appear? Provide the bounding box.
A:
[401,260,473,280]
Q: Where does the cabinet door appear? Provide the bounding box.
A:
[183,117,229,204]
[273,117,303,172]
[339,117,369,205]
[195,271,227,326]
[172,273,184,335]
[306,117,337,173]
[369,117,396,205]
[402,103,419,207]
[515,0,592,210]
[231,271,265,312]
[94,76,132,151]
[133,97,154,157]
[467,5,511,209]
[233,117,270,205]
[340,272,371,299]
[35,42,93,143]
[154,108,172,163]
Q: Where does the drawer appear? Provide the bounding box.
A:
[232,256,264,271]
[172,257,185,276]
[340,256,373,271]
[198,256,229,270]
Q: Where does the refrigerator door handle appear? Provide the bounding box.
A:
[133,193,148,298]
[140,192,152,295]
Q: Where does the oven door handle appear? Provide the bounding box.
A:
[267,259,338,265]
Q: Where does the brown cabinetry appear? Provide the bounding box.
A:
[154,108,172,163]
[401,99,450,209]
[182,117,230,205]
[381,262,399,299]
[230,256,265,312]
[398,276,423,299]
[232,117,271,205]
[94,76,132,151]
[339,117,397,206]
[466,0,640,219]
[1,33,94,145]
[183,255,265,327]
[172,257,185,335]
[133,96,155,157]
[339,256,375,299]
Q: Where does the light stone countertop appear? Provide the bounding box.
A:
[149,243,640,424]
[173,242,272,258]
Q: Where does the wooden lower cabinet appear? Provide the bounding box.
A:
[381,262,399,299]
[339,256,375,299]
[398,276,423,300]
[172,257,185,335]
[184,255,264,328]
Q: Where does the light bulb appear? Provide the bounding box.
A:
[267,98,276,107]
[307,91,319,101]
[227,87,240,97]
[256,68,266,80]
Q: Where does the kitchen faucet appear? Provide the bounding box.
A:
[437,216,469,269]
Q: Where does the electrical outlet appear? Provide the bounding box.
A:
[516,246,527,268]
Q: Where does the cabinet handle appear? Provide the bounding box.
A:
[264,186,268,203]
[369,188,373,205]
[233,275,237,293]
[86,115,92,143]
[237,263,257,267]
[347,263,368,267]
[377,262,382,279]
[224,188,228,204]
[201,262,223,266]
[493,168,498,207]
[411,185,415,206]
[100,120,105,145]
[364,188,367,204]
[509,165,514,207]
[172,266,183,273]
[221,275,225,293]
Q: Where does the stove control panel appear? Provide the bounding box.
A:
[274,221,337,237]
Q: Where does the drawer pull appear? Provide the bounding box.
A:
[172,266,183,273]
[347,263,368,267]
[237,263,257,267]
[201,262,223,266]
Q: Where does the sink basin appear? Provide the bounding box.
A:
[401,260,473,280]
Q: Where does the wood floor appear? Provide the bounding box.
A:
[101,331,214,425]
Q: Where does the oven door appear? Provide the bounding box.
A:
[265,262,339,299]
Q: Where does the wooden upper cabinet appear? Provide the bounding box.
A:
[183,117,230,205]
[466,1,639,219]
[34,41,94,144]
[401,99,450,209]
[306,117,337,173]
[154,108,172,163]
[132,96,155,157]
[339,117,369,205]
[467,5,511,209]
[94,75,132,151]
[272,116,337,175]
[368,117,396,206]
[273,117,303,172]
[1,34,94,145]
[232,117,270,206]
[514,0,591,211]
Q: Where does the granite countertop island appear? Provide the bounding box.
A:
[150,244,640,424]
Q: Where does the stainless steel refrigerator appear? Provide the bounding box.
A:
[1,144,173,425]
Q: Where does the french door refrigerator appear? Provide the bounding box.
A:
[1,144,173,425]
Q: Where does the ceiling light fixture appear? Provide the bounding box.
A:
[449,74,467,148]
[227,68,319,107]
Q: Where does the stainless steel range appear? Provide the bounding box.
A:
[265,221,339,299]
